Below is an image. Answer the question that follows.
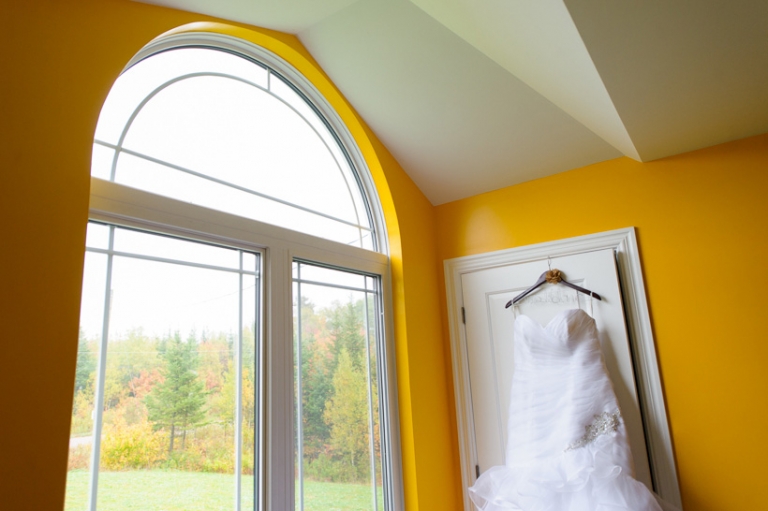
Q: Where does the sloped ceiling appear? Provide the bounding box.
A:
[136,0,768,204]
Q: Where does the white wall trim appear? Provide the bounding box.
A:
[444,228,682,509]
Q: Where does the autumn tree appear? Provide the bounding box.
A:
[145,332,207,453]
[212,359,255,438]
[102,329,162,413]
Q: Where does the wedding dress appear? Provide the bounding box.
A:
[469,308,675,511]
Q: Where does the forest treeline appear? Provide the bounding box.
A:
[69,297,381,484]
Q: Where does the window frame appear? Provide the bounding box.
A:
[83,31,403,511]
[79,220,265,510]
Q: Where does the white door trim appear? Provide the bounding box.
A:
[444,227,682,509]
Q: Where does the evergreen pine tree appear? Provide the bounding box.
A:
[301,332,333,458]
[145,332,207,453]
[328,299,366,371]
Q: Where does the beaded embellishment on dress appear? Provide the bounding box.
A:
[565,410,622,452]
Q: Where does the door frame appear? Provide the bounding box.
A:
[444,227,681,509]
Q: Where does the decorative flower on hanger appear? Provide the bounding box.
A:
[545,269,562,284]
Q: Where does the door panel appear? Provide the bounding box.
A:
[461,249,652,487]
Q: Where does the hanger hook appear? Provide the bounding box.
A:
[547,256,552,271]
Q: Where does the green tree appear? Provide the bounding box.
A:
[323,347,370,481]
[301,331,333,459]
[294,296,332,459]
[327,300,366,369]
[71,331,98,436]
[74,330,96,393]
[145,332,207,453]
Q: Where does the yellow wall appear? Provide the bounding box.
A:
[4,1,765,510]
[0,1,457,510]
[435,133,768,511]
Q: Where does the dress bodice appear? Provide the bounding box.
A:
[506,309,633,471]
[515,308,595,345]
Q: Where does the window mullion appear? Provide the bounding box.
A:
[254,255,263,511]
[263,245,294,511]
[87,225,115,511]
[376,277,394,511]
[363,290,379,511]
[295,263,304,511]
[236,251,243,511]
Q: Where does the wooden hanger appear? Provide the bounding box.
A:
[505,268,602,308]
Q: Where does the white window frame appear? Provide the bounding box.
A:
[85,32,403,511]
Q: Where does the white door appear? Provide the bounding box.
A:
[461,248,653,488]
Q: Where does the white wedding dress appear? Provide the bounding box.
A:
[469,308,676,511]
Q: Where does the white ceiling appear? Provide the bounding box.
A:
[137,0,768,204]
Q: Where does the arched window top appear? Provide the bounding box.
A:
[92,45,379,251]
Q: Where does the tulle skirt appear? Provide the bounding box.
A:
[469,436,664,511]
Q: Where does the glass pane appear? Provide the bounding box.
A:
[64,251,107,511]
[121,75,360,225]
[85,222,110,250]
[65,227,261,511]
[114,152,370,247]
[270,75,371,227]
[294,262,383,511]
[113,227,241,270]
[92,143,115,180]
[92,46,377,251]
[106,256,241,337]
[96,254,239,510]
[243,252,257,274]
[95,48,267,144]
[298,264,366,290]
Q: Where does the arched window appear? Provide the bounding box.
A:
[66,31,400,511]
[93,45,379,250]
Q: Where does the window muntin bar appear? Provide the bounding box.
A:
[94,141,372,233]
[294,267,305,511]
[95,48,268,144]
[87,225,115,511]
[106,151,373,250]
[113,226,242,270]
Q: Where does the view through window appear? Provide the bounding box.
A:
[66,223,260,511]
[65,36,396,511]
[293,262,385,511]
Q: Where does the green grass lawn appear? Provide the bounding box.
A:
[65,470,382,511]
